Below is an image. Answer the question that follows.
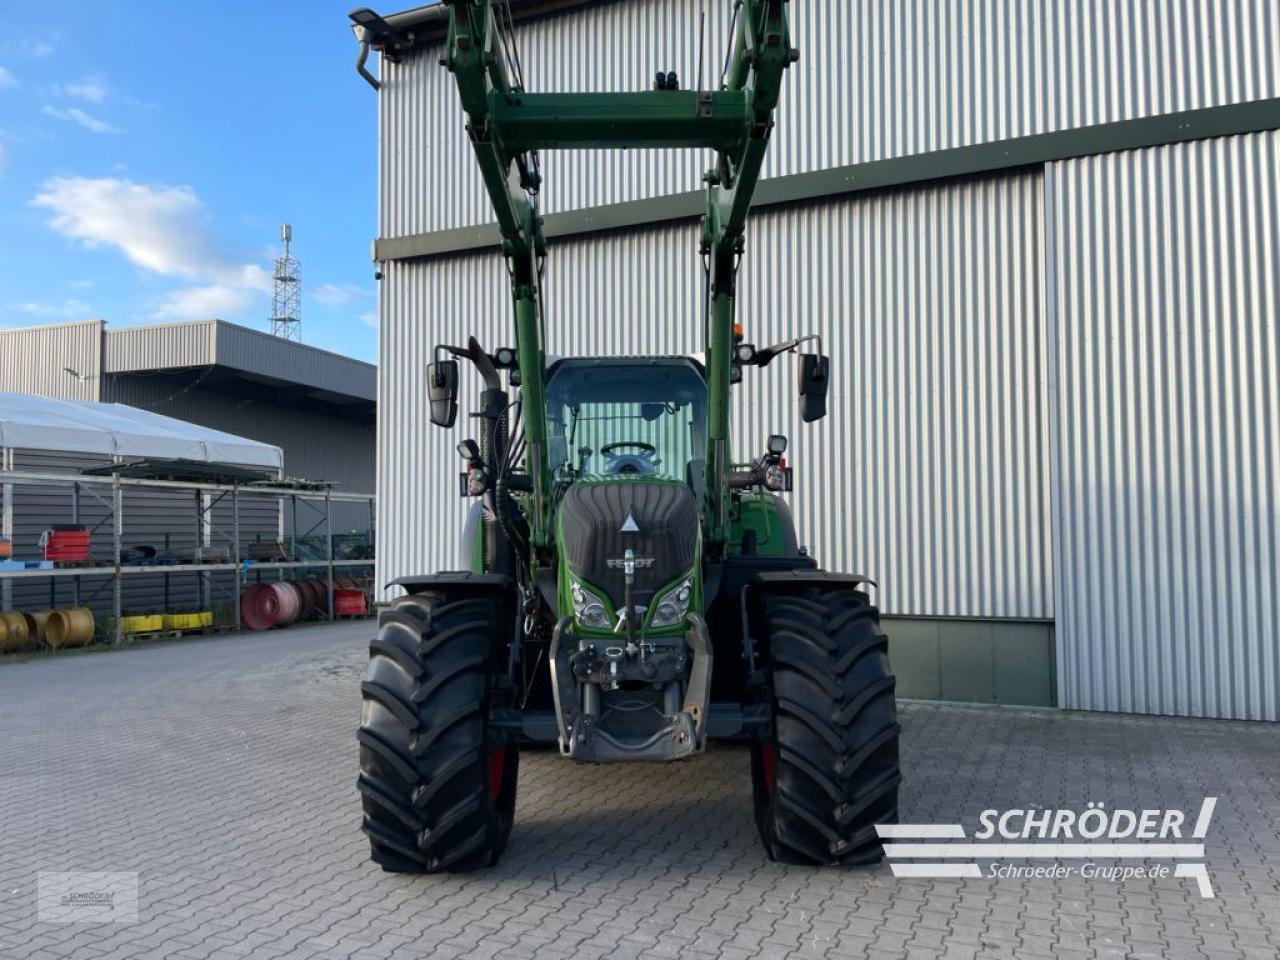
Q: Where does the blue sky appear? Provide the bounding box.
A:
[0,2,383,362]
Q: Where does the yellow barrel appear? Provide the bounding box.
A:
[120,613,164,634]
[46,608,94,650]
[163,611,213,630]
[20,609,53,643]
[0,612,31,653]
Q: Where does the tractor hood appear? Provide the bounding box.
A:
[558,479,698,608]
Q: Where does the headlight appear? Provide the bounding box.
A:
[570,578,612,629]
[648,577,692,628]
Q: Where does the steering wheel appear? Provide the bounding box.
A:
[601,441,659,475]
[601,441,657,456]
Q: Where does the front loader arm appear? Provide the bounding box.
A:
[701,0,795,553]
[442,0,553,553]
[425,0,795,558]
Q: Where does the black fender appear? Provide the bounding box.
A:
[387,571,515,596]
[742,569,878,684]
[386,572,519,680]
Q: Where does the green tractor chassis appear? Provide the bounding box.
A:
[350,0,901,872]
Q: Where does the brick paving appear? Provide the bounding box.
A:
[0,621,1277,959]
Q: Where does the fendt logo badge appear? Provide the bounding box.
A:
[620,511,640,533]
[879,797,1219,897]
[606,557,655,569]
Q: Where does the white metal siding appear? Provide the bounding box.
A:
[1048,131,1280,719]
[378,0,1280,235]
[378,170,1050,619]
[103,321,218,371]
[0,320,103,401]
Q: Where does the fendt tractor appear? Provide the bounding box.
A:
[349,0,901,872]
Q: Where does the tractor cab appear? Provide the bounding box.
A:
[544,356,707,487]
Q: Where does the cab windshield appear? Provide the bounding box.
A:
[544,359,707,484]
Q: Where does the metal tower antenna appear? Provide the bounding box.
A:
[269,223,302,342]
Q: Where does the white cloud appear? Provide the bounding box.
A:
[154,284,253,320]
[0,67,16,89]
[314,282,371,306]
[31,175,273,322]
[42,105,122,134]
[13,299,94,319]
[31,42,54,59]
[62,76,107,103]
[69,278,95,290]
[360,309,377,329]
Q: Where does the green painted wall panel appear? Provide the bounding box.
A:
[882,619,940,701]
[993,623,1055,707]
[884,616,1054,708]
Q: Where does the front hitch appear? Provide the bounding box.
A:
[549,614,713,762]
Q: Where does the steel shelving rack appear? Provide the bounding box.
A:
[0,468,375,642]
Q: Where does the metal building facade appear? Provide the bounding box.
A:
[380,0,1279,235]
[372,0,1280,718]
[1048,131,1280,719]
[380,171,1051,620]
[0,320,102,402]
[0,319,377,526]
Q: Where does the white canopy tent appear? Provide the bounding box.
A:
[0,392,283,471]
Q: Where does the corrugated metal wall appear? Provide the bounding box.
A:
[104,377,376,532]
[379,0,1280,235]
[378,170,1050,618]
[1048,130,1280,720]
[210,323,378,400]
[101,321,376,401]
[103,321,218,371]
[377,0,1280,718]
[0,320,103,401]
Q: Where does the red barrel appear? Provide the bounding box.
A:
[301,579,325,615]
[239,583,279,631]
[284,580,308,618]
[334,589,366,616]
[271,582,303,626]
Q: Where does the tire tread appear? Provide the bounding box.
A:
[357,591,517,873]
[752,584,901,866]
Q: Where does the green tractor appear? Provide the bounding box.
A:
[351,0,901,871]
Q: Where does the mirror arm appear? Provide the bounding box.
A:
[753,332,821,367]
[437,340,503,390]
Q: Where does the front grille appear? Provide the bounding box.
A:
[558,480,698,606]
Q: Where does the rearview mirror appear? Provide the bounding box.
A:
[798,353,829,423]
[427,359,459,428]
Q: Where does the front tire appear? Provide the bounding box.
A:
[751,584,901,865]
[357,590,518,872]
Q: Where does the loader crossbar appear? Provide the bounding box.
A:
[487,90,753,153]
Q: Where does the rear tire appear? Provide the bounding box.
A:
[357,590,518,872]
[751,585,901,865]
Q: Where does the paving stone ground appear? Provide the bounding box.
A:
[0,621,1277,960]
